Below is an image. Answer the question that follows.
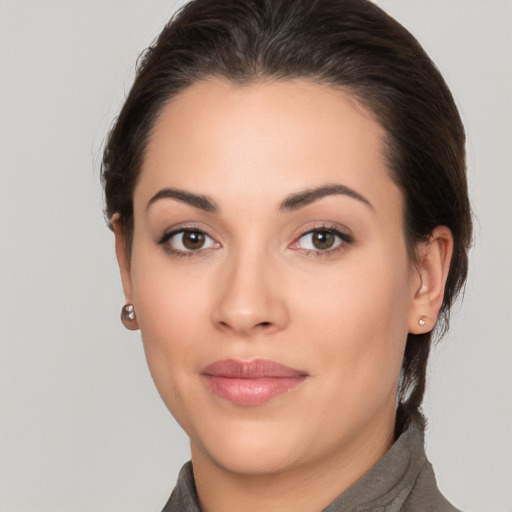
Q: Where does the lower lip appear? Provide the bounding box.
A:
[201,375,307,406]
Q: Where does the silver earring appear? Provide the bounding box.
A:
[123,304,135,321]
[121,304,138,330]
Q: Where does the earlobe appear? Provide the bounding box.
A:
[408,226,454,334]
[112,214,134,306]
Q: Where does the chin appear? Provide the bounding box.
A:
[190,418,309,476]
[207,446,302,477]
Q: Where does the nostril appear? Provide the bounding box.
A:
[258,322,272,328]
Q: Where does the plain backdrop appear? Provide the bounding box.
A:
[0,1,511,511]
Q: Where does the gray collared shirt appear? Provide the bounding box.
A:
[161,422,461,511]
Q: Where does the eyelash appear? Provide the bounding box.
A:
[292,225,353,257]
[158,225,219,258]
[157,224,353,258]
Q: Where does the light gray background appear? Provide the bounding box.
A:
[0,1,510,511]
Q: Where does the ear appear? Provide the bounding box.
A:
[408,226,454,334]
[112,214,138,328]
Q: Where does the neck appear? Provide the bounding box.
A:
[191,409,396,512]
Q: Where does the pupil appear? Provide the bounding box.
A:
[183,231,204,250]
[313,231,334,250]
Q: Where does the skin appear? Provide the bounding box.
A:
[114,78,453,512]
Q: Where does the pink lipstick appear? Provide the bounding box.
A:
[200,359,307,406]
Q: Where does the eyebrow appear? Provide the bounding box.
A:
[279,184,373,212]
[146,183,372,214]
[146,188,219,213]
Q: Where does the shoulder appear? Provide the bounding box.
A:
[402,459,462,512]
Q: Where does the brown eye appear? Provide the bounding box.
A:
[294,228,351,254]
[182,231,205,250]
[162,229,218,253]
[311,231,335,250]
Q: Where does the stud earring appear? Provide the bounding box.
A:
[121,304,138,330]
[123,304,135,321]
[418,317,426,327]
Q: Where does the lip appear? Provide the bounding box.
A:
[200,359,308,406]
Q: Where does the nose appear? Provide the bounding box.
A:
[211,250,289,337]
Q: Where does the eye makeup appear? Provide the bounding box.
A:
[289,223,354,258]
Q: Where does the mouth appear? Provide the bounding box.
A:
[200,359,308,406]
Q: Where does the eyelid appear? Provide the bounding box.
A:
[158,224,221,256]
[158,222,213,243]
[290,223,354,253]
[156,221,352,258]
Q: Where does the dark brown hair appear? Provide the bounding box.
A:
[102,0,472,434]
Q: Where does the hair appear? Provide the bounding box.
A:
[101,0,472,435]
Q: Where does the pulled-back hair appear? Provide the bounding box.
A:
[102,0,472,434]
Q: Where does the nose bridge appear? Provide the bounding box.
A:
[212,240,288,336]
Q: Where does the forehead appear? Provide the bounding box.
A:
[136,78,401,217]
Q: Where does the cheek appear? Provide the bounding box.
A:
[130,233,212,336]
[293,246,411,404]
[128,246,211,410]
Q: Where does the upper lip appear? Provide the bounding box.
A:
[201,359,308,378]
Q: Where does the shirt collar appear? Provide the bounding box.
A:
[162,421,427,512]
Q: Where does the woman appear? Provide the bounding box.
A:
[101,0,472,510]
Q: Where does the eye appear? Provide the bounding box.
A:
[293,227,352,253]
[160,229,218,253]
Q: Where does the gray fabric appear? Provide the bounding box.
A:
[162,461,200,512]
[161,422,461,512]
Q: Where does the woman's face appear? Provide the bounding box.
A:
[117,78,425,476]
